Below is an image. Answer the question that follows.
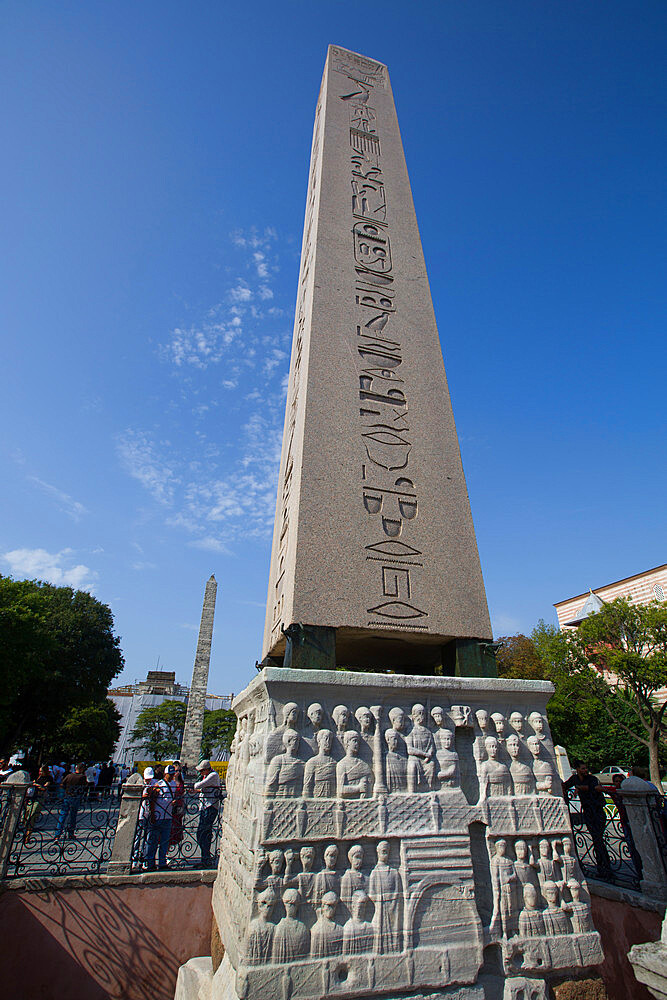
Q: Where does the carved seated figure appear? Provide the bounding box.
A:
[272,888,310,963]
[341,843,368,906]
[518,883,545,937]
[479,736,512,799]
[507,734,536,795]
[264,729,304,798]
[303,729,336,797]
[245,889,275,965]
[434,727,460,788]
[336,731,373,798]
[343,891,374,955]
[542,880,572,935]
[384,728,408,793]
[527,736,556,795]
[406,703,436,791]
[311,891,343,958]
[565,880,594,932]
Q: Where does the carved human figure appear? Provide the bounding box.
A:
[474,709,490,760]
[284,848,296,879]
[491,713,507,742]
[490,839,519,938]
[509,711,525,735]
[264,849,285,897]
[336,731,373,798]
[528,712,548,741]
[555,837,580,884]
[513,839,539,893]
[434,727,460,788]
[272,888,310,963]
[307,703,325,748]
[430,706,447,741]
[332,705,351,737]
[245,889,275,965]
[566,880,595,932]
[451,705,473,728]
[369,840,402,953]
[265,729,304,798]
[341,844,368,906]
[311,891,343,957]
[355,706,374,736]
[242,735,263,808]
[313,844,340,906]
[303,729,336,797]
[475,709,490,733]
[384,729,408,793]
[479,737,512,799]
[296,846,317,903]
[536,839,561,888]
[527,736,556,795]
[507,734,536,795]
[406,703,436,790]
[265,702,300,761]
[542,881,572,935]
[343,891,373,954]
[518,883,545,937]
[388,706,407,737]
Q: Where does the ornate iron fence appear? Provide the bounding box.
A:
[4,787,119,877]
[646,791,667,877]
[130,788,223,872]
[565,786,641,891]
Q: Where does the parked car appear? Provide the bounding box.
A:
[595,766,629,784]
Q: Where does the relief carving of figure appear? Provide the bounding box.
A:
[306,703,326,750]
[507,734,536,795]
[434,727,460,788]
[513,840,539,893]
[355,706,374,736]
[263,849,285,898]
[337,731,373,798]
[311,891,343,958]
[565,880,594,932]
[265,702,300,762]
[406,703,436,790]
[343,891,373,955]
[313,844,340,907]
[245,889,275,965]
[384,729,408,793]
[542,881,572,935]
[490,839,519,939]
[554,838,580,885]
[303,729,336,798]
[265,729,304,798]
[509,711,525,736]
[491,713,507,743]
[341,844,368,906]
[528,712,549,741]
[474,709,490,760]
[536,840,561,889]
[518,883,545,937]
[272,889,310,963]
[295,846,317,903]
[479,736,512,799]
[527,737,556,795]
[332,705,351,739]
[369,840,402,953]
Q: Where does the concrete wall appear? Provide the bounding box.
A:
[0,872,215,1000]
[591,886,664,1000]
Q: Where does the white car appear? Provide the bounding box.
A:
[595,766,628,783]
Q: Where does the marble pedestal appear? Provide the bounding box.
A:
[176,668,603,1000]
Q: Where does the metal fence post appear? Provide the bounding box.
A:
[107,773,144,875]
[0,773,31,879]
[622,779,667,902]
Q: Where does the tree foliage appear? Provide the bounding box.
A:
[0,575,124,755]
[44,699,122,762]
[202,708,236,758]
[129,700,186,760]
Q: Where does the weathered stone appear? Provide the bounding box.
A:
[262,45,492,672]
[181,575,218,767]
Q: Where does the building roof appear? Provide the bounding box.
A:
[561,590,605,627]
[554,563,667,609]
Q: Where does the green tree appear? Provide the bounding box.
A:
[202,708,236,759]
[129,700,186,760]
[0,575,124,755]
[44,699,122,762]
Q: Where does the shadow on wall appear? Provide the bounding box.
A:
[0,882,213,1000]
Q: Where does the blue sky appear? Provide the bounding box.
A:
[2,2,666,697]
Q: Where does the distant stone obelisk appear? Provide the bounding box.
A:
[180,574,217,767]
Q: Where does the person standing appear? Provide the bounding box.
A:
[143,765,176,870]
[23,764,53,843]
[563,760,612,877]
[55,764,88,840]
[169,764,186,851]
[194,760,221,868]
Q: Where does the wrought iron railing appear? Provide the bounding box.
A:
[564,786,641,891]
[5,788,118,878]
[646,792,667,877]
[130,789,223,871]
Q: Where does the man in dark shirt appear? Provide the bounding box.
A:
[563,760,612,877]
[55,763,88,839]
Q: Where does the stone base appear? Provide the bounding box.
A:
[629,940,667,1000]
[175,957,214,1000]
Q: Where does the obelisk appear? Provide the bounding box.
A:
[263,45,492,675]
[180,574,217,767]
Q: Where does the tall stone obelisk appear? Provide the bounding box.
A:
[263,45,492,675]
[180,574,217,767]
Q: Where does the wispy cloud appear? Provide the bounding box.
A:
[2,548,96,591]
[116,430,180,504]
[28,477,88,521]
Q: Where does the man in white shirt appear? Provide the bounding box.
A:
[142,765,177,870]
[194,759,221,868]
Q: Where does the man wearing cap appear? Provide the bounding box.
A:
[194,760,221,868]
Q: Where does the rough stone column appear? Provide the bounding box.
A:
[107,772,144,875]
[181,575,218,768]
